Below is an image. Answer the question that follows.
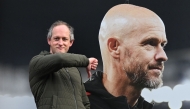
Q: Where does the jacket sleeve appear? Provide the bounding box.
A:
[29,53,89,79]
[81,83,90,109]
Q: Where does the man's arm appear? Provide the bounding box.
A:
[29,53,89,79]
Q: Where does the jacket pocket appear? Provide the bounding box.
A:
[51,95,58,109]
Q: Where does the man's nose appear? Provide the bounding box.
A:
[155,47,168,62]
[58,39,63,45]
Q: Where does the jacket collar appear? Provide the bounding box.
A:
[85,71,153,109]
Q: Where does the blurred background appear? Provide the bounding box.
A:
[0,0,190,109]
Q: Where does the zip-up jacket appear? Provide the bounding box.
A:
[84,71,153,109]
[29,51,90,109]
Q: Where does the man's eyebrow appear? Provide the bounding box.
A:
[140,37,158,43]
[53,36,59,37]
[141,36,168,44]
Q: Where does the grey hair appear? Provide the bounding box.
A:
[47,20,74,40]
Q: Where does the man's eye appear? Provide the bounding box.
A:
[149,41,155,46]
[146,40,156,46]
[62,38,68,41]
[54,38,59,41]
[161,43,166,49]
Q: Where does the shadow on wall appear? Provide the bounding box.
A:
[163,48,190,87]
[0,95,36,109]
[0,64,31,96]
[0,64,35,109]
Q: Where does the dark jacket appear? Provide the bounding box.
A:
[84,71,153,109]
[29,51,90,109]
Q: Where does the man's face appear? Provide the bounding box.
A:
[48,25,73,54]
[121,19,168,89]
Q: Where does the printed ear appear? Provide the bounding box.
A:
[107,38,120,59]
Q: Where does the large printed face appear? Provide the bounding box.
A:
[121,18,168,89]
[48,25,73,54]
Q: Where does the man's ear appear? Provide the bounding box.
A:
[107,38,120,59]
[69,40,74,47]
[47,38,51,45]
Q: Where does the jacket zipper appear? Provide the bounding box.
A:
[65,68,78,109]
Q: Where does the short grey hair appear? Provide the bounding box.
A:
[47,20,74,40]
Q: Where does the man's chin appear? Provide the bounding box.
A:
[144,77,163,89]
[53,50,67,54]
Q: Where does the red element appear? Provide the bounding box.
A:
[86,92,91,96]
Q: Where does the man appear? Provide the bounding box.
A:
[29,21,98,109]
[84,4,168,109]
